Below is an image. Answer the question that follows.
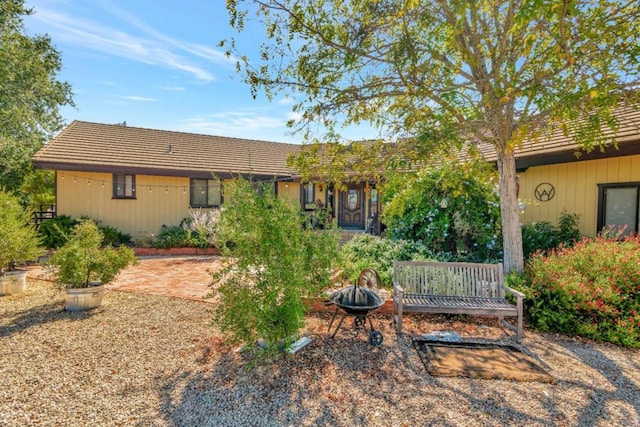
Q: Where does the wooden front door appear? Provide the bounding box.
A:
[338,183,365,229]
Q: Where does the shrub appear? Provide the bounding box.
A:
[37,215,80,248]
[517,234,640,348]
[45,219,136,289]
[0,190,44,273]
[521,210,581,259]
[339,234,438,288]
[152,225,191,248]
[98,225,132,247]
[383,157,502,262]
[212,178,339,357]
[181,208,220,248]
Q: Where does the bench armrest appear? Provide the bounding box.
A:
[504,286,526,299]
[393,280,404,294]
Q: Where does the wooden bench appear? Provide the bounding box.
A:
[392,261,525,341]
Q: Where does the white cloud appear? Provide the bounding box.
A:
[31,7,217,82]
[96,0,235,64]
[176,110,297,142]
[122,95,156,102]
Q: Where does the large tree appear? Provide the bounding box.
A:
[223,0,640,273]
[0,0,73,195]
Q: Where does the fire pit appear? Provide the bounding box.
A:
[327,269,384,346]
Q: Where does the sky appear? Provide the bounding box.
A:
[24,0,377,144]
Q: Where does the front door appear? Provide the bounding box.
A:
[338,183,365,229]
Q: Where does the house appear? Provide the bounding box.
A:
[31,121,380,241]
[477,103,640,237]
[32,104,640,241]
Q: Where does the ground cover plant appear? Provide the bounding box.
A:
[211,178,339,356]
[516,234,640,348]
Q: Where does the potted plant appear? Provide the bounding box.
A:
[45,219,136,311]
[0,190,44,295]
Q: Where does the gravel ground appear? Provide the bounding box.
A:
[1,280,639,426]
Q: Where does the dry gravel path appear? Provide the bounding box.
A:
[1,279,639,426]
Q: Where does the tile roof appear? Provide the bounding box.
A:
[32,121,300,178]
[476,103,640,164]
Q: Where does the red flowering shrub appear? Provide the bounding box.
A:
[520,234,640,348]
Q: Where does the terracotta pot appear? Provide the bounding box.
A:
[0,269,28,295]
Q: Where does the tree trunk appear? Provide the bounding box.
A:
[496,149,524,273]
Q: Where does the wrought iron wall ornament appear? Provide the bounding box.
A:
[534,183,556,202]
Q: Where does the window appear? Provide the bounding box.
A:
[597,183,640,236]
[303,182,315,210]
[190,178,222,208]
[113,174,136,199]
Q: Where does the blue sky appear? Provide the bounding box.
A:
[25,0,376,144]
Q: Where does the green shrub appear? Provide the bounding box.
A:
[0,190,44,272]
[152,225,188,248]
[212,178,339,357]
[383,157,502,262]
[152,211,219,249]
[516,234,640,348]
[339,234,439,288]
[45,219,136,289]
[521,211,581,259]
[98,225,132,247]
[37,215,80,248]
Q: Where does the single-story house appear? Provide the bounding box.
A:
[31,121,380,241]
[32,104,640,241]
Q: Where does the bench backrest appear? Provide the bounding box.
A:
[393,261,505,298]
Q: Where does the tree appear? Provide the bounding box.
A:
[212,178,338,355]
[223,0,640,273]
[0,0,73,195]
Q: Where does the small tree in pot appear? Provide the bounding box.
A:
[45,219,136,310]
[0,190,44,295]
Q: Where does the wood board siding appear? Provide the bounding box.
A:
[57,170,193,240]
[518,154,640,236]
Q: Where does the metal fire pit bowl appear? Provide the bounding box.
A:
[326,269,384,346]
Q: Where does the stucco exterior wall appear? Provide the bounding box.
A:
[518,154,640,236]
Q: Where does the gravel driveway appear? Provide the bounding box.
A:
[1,269,639,426]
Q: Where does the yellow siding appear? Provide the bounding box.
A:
[277,182,301,202]
[518,154,640,236]
[57,171,193,241]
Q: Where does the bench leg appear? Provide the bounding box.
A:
[392,290,404,333]
[517,297,523,342]
[396,301,403,334]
